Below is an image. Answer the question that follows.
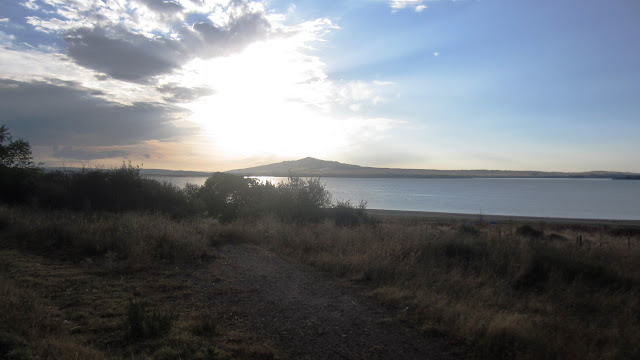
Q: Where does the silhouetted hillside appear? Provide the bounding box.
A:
[227,157,639,179]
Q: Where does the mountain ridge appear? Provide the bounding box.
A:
[227,157,640,179]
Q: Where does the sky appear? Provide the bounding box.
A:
[0,0,639,172]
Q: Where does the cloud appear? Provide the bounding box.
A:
[23,0,272,83]
[52,145,130,160]
[180,11,270,59]
[137,0,184,16]
[0,78,195,147]
[389,0,427,12]
[65,25,183,83]
[157,83,215,103]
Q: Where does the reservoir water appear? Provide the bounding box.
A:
[147,176,640,220]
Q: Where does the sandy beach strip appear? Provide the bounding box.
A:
[367,209,640,226]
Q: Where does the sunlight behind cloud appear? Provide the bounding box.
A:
[179,21,398,159]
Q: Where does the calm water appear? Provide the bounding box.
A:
[148,176,640,220]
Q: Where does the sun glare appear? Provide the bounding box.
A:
[181,37,348,158]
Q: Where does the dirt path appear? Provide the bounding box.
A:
[208,243,463,360]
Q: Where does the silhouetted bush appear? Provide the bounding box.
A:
[545,233,569,242]
[332,200,375,227]
[33,163,200,218]
[515,225,543,239]
[514,243,628,290]
[199,172,259,222]
[0,166,41,204]
[199,174,332,223]
[272,176,331,223]
[608,226,640,237]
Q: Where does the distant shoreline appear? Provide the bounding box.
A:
[367,209,640,226]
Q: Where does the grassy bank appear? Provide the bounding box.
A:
[217,216,640,359]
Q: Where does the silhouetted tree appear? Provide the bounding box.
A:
[274,176,332,222]
[0,125,40,203]
[199,172,260,222]
[0,125,35,168]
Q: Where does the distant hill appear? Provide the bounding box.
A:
[227,157,639,179]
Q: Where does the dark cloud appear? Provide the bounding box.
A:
[157,83,215,103]
[65,26,183,83]
[53,145,129,160]
[63,10,270,82]
[0,78,195,147]
[183,12,270,58]
[138,0,184,15]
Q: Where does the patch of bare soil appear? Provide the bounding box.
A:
[209,244,463,359]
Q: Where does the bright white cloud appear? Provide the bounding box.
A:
[390,0,424,10]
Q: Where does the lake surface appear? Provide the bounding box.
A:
[147,176,640,220]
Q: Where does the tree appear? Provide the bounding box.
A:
[275,176,332,222]
[0,125,40,204]
[0,125,35,168]
[199,172,260,222]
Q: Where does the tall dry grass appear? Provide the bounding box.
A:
[0,205,216,271]
[216,217,640,359]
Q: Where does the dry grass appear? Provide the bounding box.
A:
[217,216,640,359]
[0,206,216,271]
[2,204,639,359]
[0,205,277,360]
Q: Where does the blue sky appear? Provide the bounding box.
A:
[0,0,638,172]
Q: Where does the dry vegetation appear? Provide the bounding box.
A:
[1,166,639,359]
[216,216,640,359]
[0,206,278,360]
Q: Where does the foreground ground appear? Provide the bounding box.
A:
[1,206,639,359]
[211,243,462,359]
[0,217,464,359]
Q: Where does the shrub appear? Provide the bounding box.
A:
[332,200,375,227]
[513,243,629,290]
[273,176,331,223]
[33,163,199,217]
[198,173,332,223]
[515,225,543,239]
[199,173,259,222]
